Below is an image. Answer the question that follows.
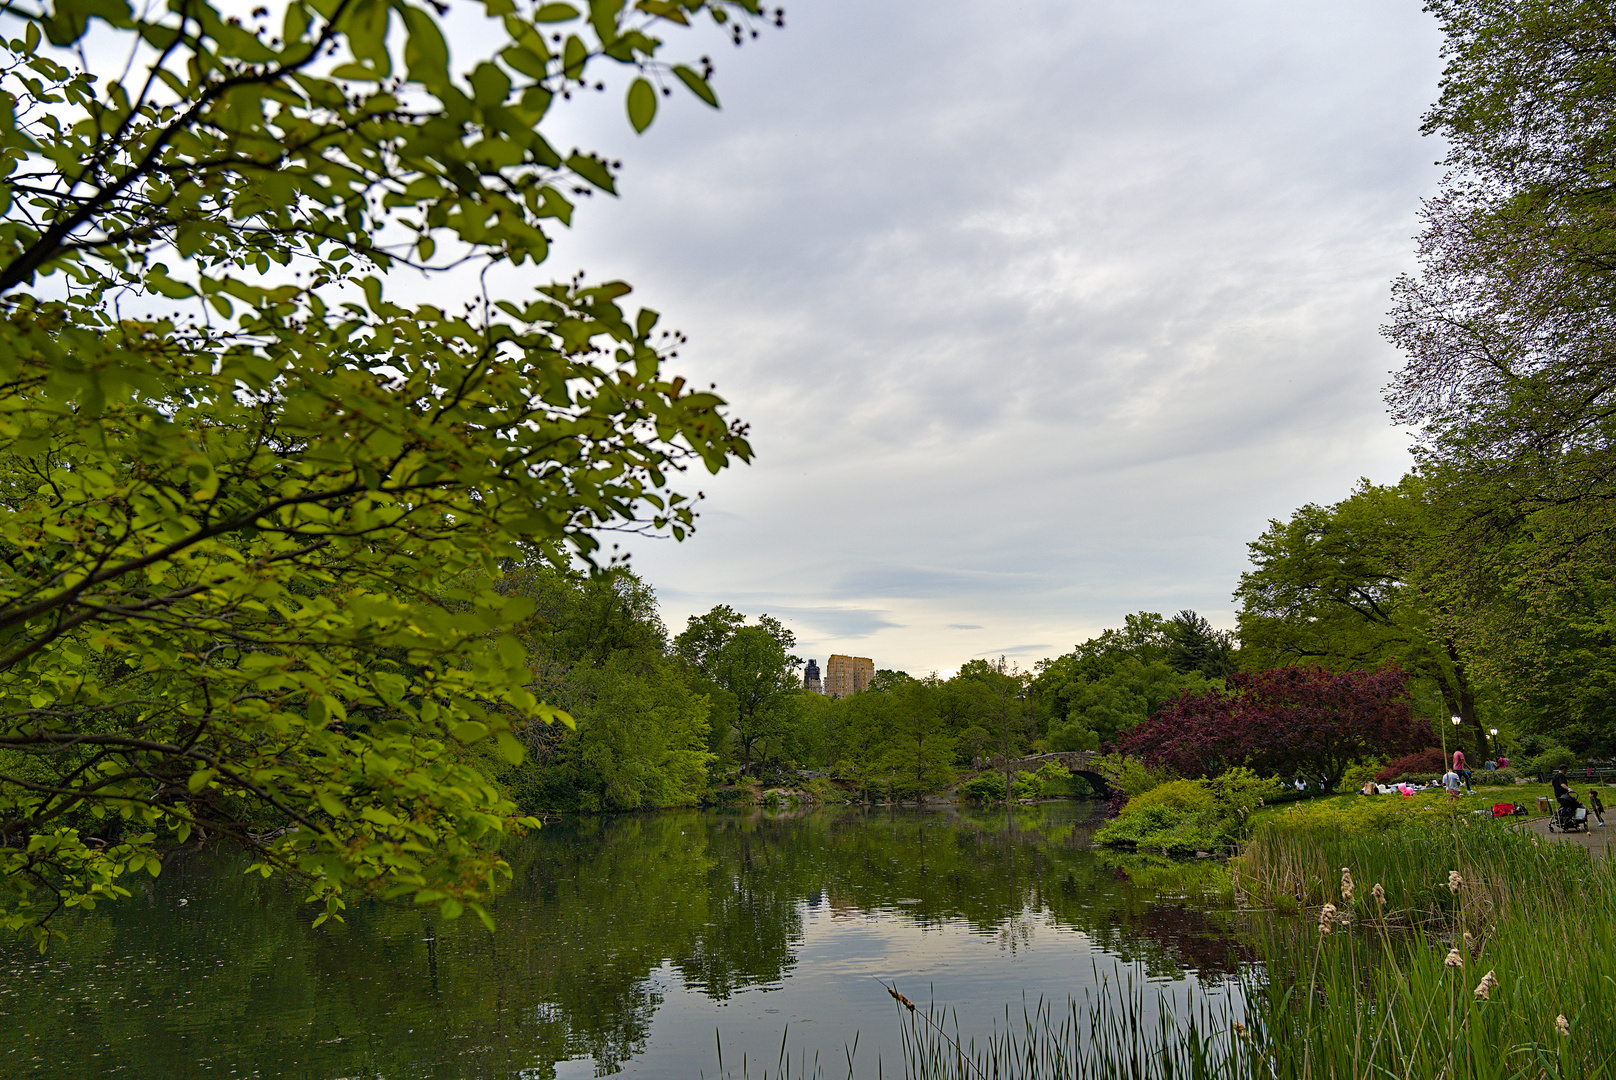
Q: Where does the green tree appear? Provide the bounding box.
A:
[1047,659,1213,750]
[1381,0,1616,753]
[955,657,1030,805]
[516,653,713,813]
[876,675,955,798]
[674,608,800,775]
[1235,477,1493,757]
[0,0,773,944]
[1031,615,1215,750]
[1164,610,1237,679]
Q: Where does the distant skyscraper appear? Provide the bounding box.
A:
[824,654,874,699]
[804,659,823,695]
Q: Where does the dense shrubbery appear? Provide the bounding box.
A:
[957,774,1008,803]
[1474,768,1521,786]
[1123,666,1429,782]
[1374,748,1449,783]
[1093,804,1224,855]
[1339,759,1388,790]
[1095,766,1282,853]
[1524,745,1578,777]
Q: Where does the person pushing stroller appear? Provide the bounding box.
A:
[1550,766,1595,832]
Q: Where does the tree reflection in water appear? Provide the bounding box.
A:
[0,805,1254,1078]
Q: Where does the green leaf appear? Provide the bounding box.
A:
[673,64,719,108]
[626,76,656,133]
[565,151,616,194]
[186,769,216,794]
[562,34,588,78]
[470,62,512,108]
[495,730,526,765]
[534,3,579,21]
[496,634,526,668]
[402,7,451,86]
[451,721,490,743]
[502,45,551,80]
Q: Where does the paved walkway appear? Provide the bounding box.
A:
[1516,813,1614,856]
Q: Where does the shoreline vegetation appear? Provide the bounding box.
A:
[708,798,1613,1080]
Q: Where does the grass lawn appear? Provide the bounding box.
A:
[1248,780,1590,831]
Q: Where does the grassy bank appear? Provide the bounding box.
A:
[880,804,1616,1080]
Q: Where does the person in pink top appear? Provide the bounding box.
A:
[1452,749,1472,793]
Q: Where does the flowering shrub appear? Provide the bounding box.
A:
[1374,748,1448,783]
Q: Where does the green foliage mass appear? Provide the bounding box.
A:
[1126,779,1217,815]
[0,0,774,944]
[1033,614,1226,751]
[1093,805,1223,856]
[1095,767,1282,854]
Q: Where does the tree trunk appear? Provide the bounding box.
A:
[1442,640,1486,760]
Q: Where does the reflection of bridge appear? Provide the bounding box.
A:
[995,751,1110,795]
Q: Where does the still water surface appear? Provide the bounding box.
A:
[1,804,1251,1079]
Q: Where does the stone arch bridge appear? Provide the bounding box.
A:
[990,751,1109,795]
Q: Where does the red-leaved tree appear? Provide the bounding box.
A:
[1119,666,1431,784]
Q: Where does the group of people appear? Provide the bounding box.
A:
[1440,748,1510,795]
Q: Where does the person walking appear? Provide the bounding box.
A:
[1452,748,1472,793]
[1552,765,1587,825]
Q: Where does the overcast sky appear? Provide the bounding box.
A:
[490,0,1445,675]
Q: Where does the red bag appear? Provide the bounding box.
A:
[1492,802,1514,817]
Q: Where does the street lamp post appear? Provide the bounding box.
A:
[1489,727,1499,759]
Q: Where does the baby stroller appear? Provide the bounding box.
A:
[1549,795,1591,834]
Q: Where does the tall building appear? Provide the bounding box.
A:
[804,659,823,695]
[824,654,874,699]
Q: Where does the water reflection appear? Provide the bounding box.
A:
[0,805,1252,1079]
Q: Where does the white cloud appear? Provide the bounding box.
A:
[482,0,1444,674]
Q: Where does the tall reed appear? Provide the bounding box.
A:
[889,817,1616,1079]
[1234,813,1591,928]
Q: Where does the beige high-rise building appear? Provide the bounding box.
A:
[824,654,874,699]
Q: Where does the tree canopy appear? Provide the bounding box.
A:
[0,0,774,945]
[1377,0,1616,754]
[1120,666,1428,784]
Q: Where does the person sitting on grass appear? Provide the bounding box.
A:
[1442,768,1463,804]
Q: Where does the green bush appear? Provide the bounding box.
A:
[1525,745,1577,777]
[1266,789,1462,835]
[1089,752,1176,797]
[1127,779,1217,814]
[1472,767,1520,787]
[804,776,848,804]
[1339,759,1386,791]
[1012,770,1042,800]
[1204,766,1282,826]
[957,773,1007,803]
[1093,804,1223,855]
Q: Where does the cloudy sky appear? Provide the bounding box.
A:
[500,0,1445,675]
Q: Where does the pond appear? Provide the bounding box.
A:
[0,804,1253,1079]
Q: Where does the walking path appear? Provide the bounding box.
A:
[1517,813,1613,856]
